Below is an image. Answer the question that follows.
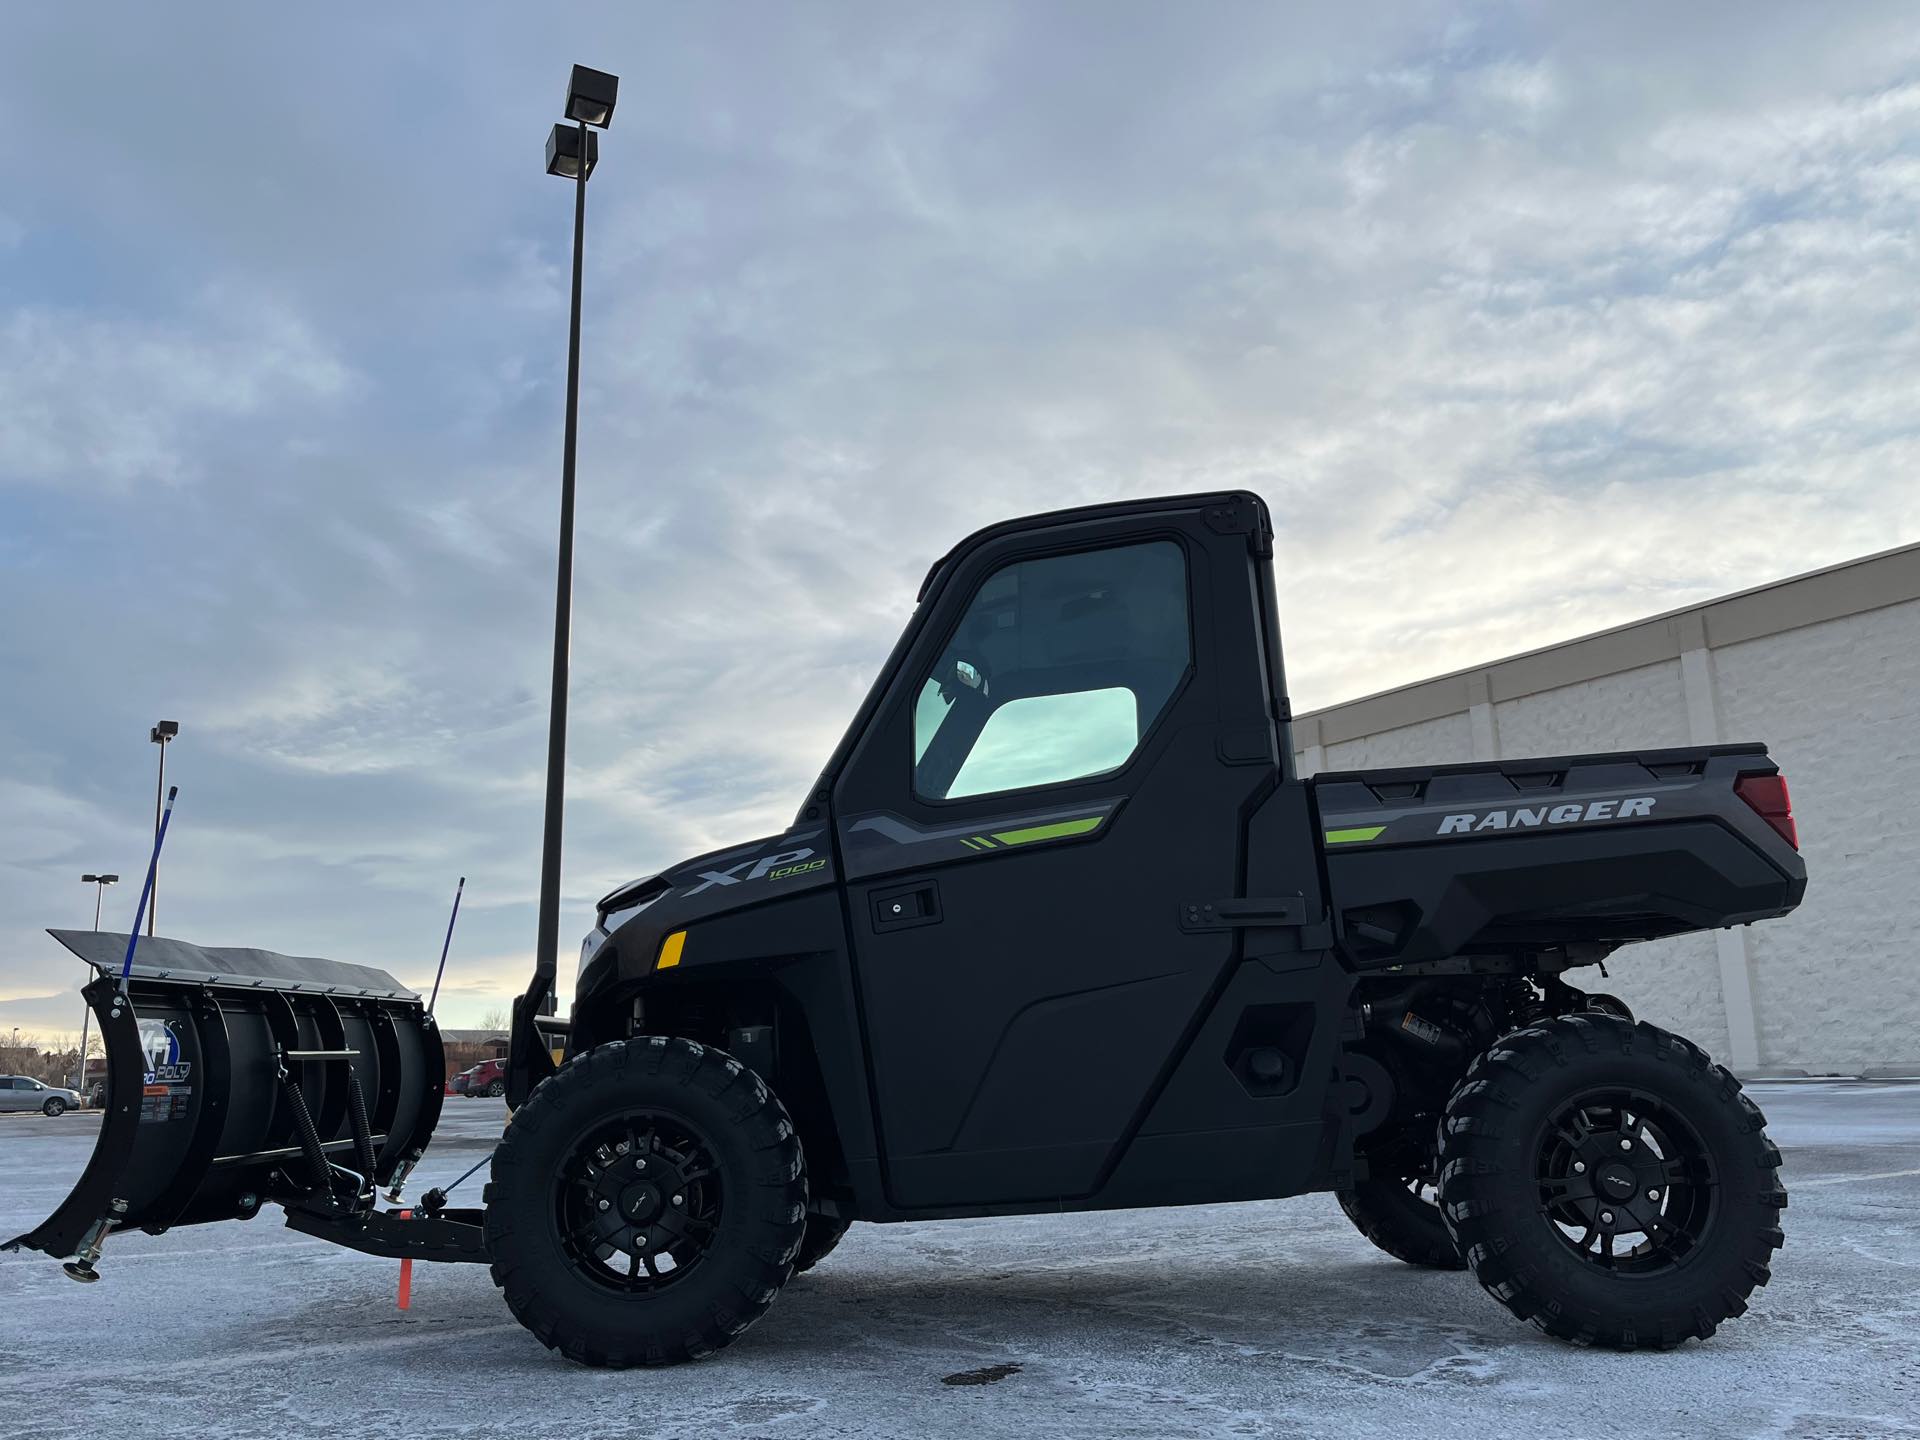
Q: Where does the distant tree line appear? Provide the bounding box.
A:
[0,1031,102,1088]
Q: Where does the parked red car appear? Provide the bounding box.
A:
[457,1058,507,1098]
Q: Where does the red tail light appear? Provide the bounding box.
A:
[1735,772,1798,850]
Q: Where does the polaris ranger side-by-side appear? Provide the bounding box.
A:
[10,492,1805,1365]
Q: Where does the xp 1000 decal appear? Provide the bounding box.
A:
[684,845,822,895]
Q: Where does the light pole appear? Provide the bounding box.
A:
[527,65,619,1055]
[77,874,117,1095]
[82,873,120,930]
[148,721,178,936]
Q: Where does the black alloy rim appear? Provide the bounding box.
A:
[1534,1087,1716,1273]
[556,1108,723,1293]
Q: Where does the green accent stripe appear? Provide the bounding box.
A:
[991,815,1104,847]
[1324,825,1387,845]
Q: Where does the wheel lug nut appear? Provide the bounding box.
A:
[672,1194,684,1206]
[1648,1188,1660,1200]
[1573,1161,1586,1174]
[1619,1139,1632,1151]
[1601,1210,1614,1224]
[598,1199,611,1211]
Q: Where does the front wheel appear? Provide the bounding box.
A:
[485,1079,506,1098]
[1336,1174,1464,1270]
[43,1098,67,1117]
[1440,1014,1786,1349]
[483,1037,807,1368]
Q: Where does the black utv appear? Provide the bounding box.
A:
[12,492,1804,1368]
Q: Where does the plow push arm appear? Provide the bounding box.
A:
[505,957,569,1108]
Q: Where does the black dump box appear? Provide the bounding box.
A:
[1311,744,1808,968]
[5,932,449,1274]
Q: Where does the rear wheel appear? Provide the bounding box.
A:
[42,1098,67,1118]
[1337,1174,1464,1269]
[486,1079,506,1098]
[484,1037,807,1367]
[1440,1014,1786,1349]
[792,1213,850,1274]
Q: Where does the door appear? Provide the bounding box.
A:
[833,511,1279,1208]
[0,1078,30,1112]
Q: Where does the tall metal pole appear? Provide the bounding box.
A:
[532,119,589,999]
[78,884,99,1096]
[149,741,166,937]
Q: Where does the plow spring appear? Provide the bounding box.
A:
[4,930,488,1278]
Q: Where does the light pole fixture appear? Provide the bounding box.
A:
[77,874,117,1097]
[521,63,618,1101]
[563,64,619,126]
[81,873,120,930]
[544,124,598,180]
[148,721,178,937]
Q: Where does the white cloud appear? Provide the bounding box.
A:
[0,287,351,491]
[3,4,1920,1033]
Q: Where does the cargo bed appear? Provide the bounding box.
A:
[1310,744,1807,968]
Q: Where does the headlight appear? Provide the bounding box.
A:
[577,885,666,979]
[579,898,664,990]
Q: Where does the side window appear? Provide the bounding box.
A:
[912,679,954,763]
[913,541,1189,801]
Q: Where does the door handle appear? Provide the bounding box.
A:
[871,881,941,932]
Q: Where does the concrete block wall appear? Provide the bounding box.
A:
[1321,713,1471,772]
[1491,659,1693,757]
[1293,544,1920,1075]
[1712,599,1920,1073]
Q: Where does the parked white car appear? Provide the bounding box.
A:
[0,1076,81,1116]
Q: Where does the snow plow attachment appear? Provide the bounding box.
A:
[4,930,469,1278]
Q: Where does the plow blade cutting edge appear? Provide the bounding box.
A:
[4,930,484,1277]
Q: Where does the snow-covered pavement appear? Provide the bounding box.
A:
[3,1081,1915,1438]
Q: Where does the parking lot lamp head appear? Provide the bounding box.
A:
[564,64,619,128]
[544,123,599,180]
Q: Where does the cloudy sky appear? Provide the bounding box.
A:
[2,3,1917,1037]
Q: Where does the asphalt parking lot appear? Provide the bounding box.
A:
[2,1082,1916,1439]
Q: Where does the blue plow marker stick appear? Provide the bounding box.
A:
[119,785,178,988]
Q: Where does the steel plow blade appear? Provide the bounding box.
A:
[4,930,446,1270]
